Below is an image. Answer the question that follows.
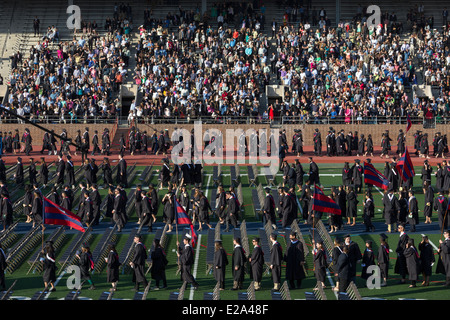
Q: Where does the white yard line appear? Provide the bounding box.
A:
[326,269,339,299]
[44,270,66,300]
[189,233,202,300]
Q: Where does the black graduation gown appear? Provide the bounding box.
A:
[15,163,24,184]
[270,241,283,283]
[308,161,320,185]
[232,245,246,282]
[436,239,450,277]
[250,245,264,282]
[213,248,229,283]
[150,246,167,282]
[160,164,171,185]
[295,163,304,185]
[162,193,174,224]
[79,251,93,280]
[424,186,434,218]
[395,233,409,276]
[179,244,196,284]
[215,191,225,219]
[39,163,49,185]
[358,137,366,155]
[418,242,435,276]
[443,166,450,192]
[346,190,358,218]
[347,241,362,279]
[342,168,352,186]
[377,244,390,279]
[101,163,113,186]
[116,159,128,187]
[106,250,120,283]
[32,197,43,224]
[436,168,445,192]
[198,196,211,224]
[383,193,399,225]
[313,249,327,282]
[407,196,419,226]
[113,194,126,227]
[42,252,56,283]
[404,247,421,281]
[434,196,449,230]
[1,197,13,226]
[29,163,37,185]
[262,194,276,225]
[284,239,306,281]
[132,242,148,284]
[361,248,375,280]
[23,190,33,218]
[56,160,65,185]
[65,160,75,186]
[281,193,295,227]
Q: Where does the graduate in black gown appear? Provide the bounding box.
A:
[313,240,328,288]
[249,237,264,291]
[101,157,114,187]
[361,240,376,284]
[162,188,175,232]
[150,238,168,289]
[377,233,390,287]
[130,234,148,291]
[284,231,306,289]
[116,154,128,187]
[112,188,126,232]
[23,184,33,223]
[336,244,351,292]
[65,155,75,188]
[28,158,37,185]
[423,181,434,224]
[76,244,95,290]
[383,188,400,233]
[177,234,199,289]
[437,230,450,286]
[225,191,239,232]
[231,237,246,290]
[262,187,277,227]
[344,234,362,282]
[55,154,65,186]
[89,184,102,226]
[404,238,421,288]
[215,186,226,224]
[434,191,449,231]
[418,235,435,287]
[31,191,43,228]
[294,159,304,192]
[41,241,56,292]
[105,243,120,292]
[395,224,409,284]
[331,238,343,291]
[407,190,419,232]
[269,233,283,291]
[39,158,49,188]
[1,192,13,231]
[14,157,24,185]
[213,239,228,290]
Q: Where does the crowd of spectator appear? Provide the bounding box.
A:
[1,1,450,126]
[0,5,133,124]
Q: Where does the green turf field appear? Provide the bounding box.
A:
[2,162,450,300]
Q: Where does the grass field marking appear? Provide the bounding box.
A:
[189,233,202,300]
[44,270,67,300]
[373,186,384,197]
[326,269,338,299]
